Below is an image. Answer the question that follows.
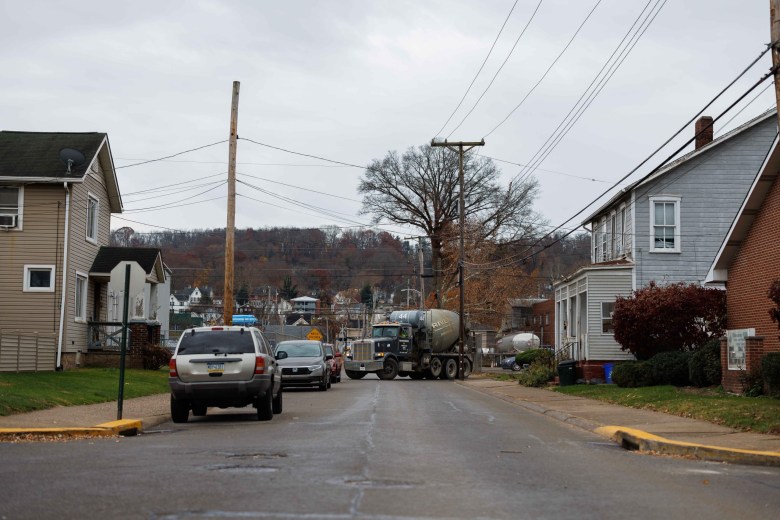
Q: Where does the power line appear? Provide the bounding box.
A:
[115,140,228,169]
[433,0,521,138]
[444,0,545,139]
[481,0,603,139]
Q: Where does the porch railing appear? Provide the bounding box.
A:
[87,322,128,351]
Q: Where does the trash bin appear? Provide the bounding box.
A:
[603,363,614,384]
[557,360,577,386]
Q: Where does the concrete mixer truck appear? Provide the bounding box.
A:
[344,309,475,380]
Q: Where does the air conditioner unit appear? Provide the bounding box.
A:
[0,214,17,228]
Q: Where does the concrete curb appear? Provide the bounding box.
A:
[0,419,143,441]
[459,379,780,467]
[595,426,780,467]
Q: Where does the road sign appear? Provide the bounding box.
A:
[307,329,323,341]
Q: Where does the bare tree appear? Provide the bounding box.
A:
[359,144,541,306]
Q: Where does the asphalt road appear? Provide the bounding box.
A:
[1,376,779,519]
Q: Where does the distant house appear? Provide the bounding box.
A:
[0,131,122,371]
[553,110,777,376]
[87,247,171,353]
[291,296,320,315]
[706,131,780,392]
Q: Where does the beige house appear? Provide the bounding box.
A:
[0,131,122,371]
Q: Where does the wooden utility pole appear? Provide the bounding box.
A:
[771,0,780,122]
[430,138,485,379]
[224,81,240,326]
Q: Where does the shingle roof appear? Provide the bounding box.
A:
[90,247,163,275]
[0,131,107,179]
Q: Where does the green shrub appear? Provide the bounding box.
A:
[688,338,722,387]
[517,364,556,387]
[142,344,171,370]
[612,361,654,388]
[646,350,691,386]
[515,349,553,367]
[761,352,780,397]
[740,366,764,397]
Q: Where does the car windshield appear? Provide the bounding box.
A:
[372,326,398,338]
[324,345,333,356]
[177,329,255,355]
[276,342,322,358]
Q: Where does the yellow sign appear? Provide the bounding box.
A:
[307,329,323,341]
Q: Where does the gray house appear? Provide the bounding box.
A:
[554,110,777,367]
[0,131,122,371]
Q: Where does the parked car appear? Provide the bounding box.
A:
[168,326,284,423]
[323,343,342,383]
[274,340,331,391]
[500,355,522,372]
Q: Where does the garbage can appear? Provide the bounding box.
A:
[603,363,614,384]
[557,360,577,386]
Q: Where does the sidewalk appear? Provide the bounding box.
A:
[2,378,780,466]
[460,375,780,466]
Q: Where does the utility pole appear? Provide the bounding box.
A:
[430,138,485,379]
[224,81,240,326]
[771,0,780,122]
[418,239,425,310]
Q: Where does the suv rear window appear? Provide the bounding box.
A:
[177,330,256,355]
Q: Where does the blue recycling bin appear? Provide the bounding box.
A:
[603,363,614,384]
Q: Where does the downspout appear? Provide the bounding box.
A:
[56,182,71,370]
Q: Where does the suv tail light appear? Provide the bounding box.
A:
[255,356,266,375]
[169,358,178,377]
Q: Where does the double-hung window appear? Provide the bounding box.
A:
[86,193,99,243]
[75,272,88,322]
[0,186,21,228]
[650,196,681,252]
[601,302,615,334]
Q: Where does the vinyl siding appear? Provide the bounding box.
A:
[0,184,65,335]
[585,269,634,360]
[63,160,112,353]
[634,116,777,287]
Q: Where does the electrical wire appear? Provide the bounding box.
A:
[444,0,545,139]
[433,0,521,138]
[115,140,228,169]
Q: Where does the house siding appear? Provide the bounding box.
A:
[726,171,780,355]
[585,269,634,360]
[0,184,65,335]
[63,159,112,354]
[634,116,777,287]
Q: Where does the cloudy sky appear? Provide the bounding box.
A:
[1,0,775,238]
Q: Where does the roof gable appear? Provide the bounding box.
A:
[90,247,165,282]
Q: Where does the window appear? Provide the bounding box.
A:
[86,194,99,242]
[617,206,626,255]
[601,302,615,334]
[0,186,21,228]
[24,265,55,292]
[75,273,87,322]
[650,197,680,252]
[609,213,616,258]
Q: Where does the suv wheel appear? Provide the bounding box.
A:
[170,395,189,424]
[256,390,273,421]
[319,375,328,391]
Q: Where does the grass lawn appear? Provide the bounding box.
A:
[553,384,780,434]
[0,368,169,416]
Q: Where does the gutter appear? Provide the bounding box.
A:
[56,182,71,370]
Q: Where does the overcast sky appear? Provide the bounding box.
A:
[1,0,775,238]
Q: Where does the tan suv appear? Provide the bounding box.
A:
[168,326,284,423]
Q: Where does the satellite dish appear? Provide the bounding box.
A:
[59,148,86,174]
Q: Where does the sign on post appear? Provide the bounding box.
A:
[307,329,323,341]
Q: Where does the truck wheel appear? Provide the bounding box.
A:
[461,359,472,379]
[429,357,443,379]
[346,370,367,380]
[378,358,399,380]
[170,395,189,424]
[443,358,458,380]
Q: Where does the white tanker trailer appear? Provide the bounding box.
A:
[344,309,475,380]
[496,332,541,353]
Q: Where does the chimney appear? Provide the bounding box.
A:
[695,116,713,149]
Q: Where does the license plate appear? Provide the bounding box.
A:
[207,362,225,373]
[360,366,366,371]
